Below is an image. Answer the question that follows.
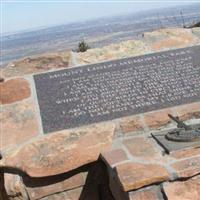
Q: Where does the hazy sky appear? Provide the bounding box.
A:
[1,0,198,34]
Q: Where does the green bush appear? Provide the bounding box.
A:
[77,40,90,52]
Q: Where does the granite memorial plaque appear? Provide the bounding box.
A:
[34,45,200,133]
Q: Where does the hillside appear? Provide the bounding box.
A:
[2,27,200,78]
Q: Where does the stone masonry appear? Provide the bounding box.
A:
[0,27,200,200]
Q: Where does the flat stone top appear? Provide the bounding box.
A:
[34,45,200,133]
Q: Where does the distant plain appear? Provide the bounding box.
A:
[1,3,200,67]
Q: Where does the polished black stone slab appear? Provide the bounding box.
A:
[34,45,200,134]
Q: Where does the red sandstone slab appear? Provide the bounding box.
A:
[144,28,196,51]
[123,137,162,161]
[2,123,115,177]
[26,172,87,200]
[119,116,143,133]
[115,162,170,192]
[64,187,83,200]
[101,149,128,167]
[170,147,200,159]
[2,54,70,78]
[4,173,27,199]
[0,78,31,105]
[175,102,200,120]
[129,186,162,200]
[163,175,200,200]
[171,156,200,178]
[143,108,173,129]
[0,100,39,149]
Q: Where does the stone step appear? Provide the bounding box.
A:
[101,134,200,200]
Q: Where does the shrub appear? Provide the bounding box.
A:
[185,21,200,28]
[189,21,200,28]
[77,40,90,52]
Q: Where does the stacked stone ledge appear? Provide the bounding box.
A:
[0,27,200,200]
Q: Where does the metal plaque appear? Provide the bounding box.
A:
[34,45,200,133]
[152,124,200,154]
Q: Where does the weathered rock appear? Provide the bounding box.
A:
[144,28,199,51]
[115,162,170,191]
[76,40,150,65]
[123,137,161,160]
[25,172,87,200]
[120,116,143,133]
[75,28,200,67]
[65,187,83,200]
[175,102,200,120]
[171,147,200,159]
[27,188,83,200]
[0,100,39,149]
[0,78,31,105]
[40,190,70,200]
[129,186,162,200]
[143,108,173,129]
[163,175,200,200]
[2,53,70,78]
[4,173,28,199]
[2,123,115,177]
[171,156,200,178]
[101,149,128,167]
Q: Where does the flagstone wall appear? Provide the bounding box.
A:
[0,27,200,200]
